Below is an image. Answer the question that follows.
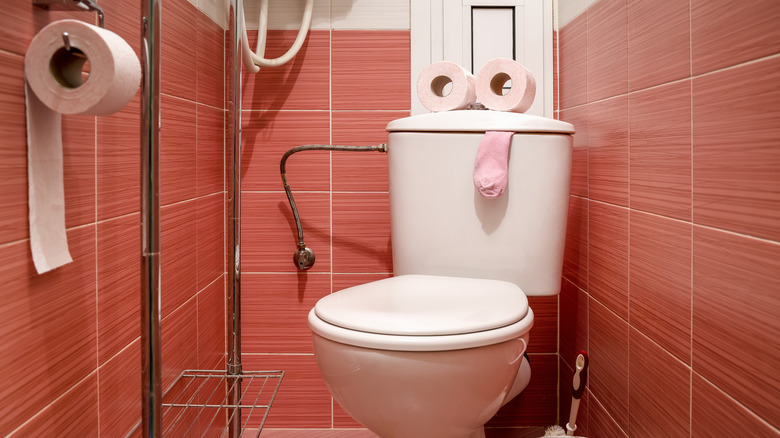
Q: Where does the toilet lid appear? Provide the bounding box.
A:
[314,275,529,336]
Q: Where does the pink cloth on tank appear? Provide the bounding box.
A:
[473,131,514,198]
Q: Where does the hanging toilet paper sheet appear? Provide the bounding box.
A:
[476,58,536,113]
[417,61,477,112]
[25,19,141,274]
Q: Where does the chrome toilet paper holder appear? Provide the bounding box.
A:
[33,0,105,28]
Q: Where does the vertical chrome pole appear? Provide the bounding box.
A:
[141,0,162,436]
[227,0,244,436]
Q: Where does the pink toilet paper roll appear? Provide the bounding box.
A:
[417,61,477,112]
[475,58,536,113]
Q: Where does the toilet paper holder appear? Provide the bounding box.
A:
[33,0,105,28]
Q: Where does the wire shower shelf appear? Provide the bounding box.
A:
[129,369,284,437]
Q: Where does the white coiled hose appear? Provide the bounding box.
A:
[241,0,313,73]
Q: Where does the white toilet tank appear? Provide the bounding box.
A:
[386,110,574,296]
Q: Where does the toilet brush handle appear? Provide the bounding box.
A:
[566,352,588,436]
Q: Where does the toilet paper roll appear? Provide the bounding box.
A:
[475,58,536,113]
[417,61,477,112]
[25,19,141,274]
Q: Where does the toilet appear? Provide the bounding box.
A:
[308,110,574,438]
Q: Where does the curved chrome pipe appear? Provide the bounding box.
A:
[280,143,387,270]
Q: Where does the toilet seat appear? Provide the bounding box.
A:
[309,275,535,352]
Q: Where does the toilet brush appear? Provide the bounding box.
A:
[541,351,589,437]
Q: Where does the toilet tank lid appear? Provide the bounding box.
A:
[314,275,529,336]
[386,110,575,134]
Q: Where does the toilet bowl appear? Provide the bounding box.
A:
[309,275,534,438]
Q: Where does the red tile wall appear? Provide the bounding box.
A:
[0,0,226,435]
[557,0,780,436]
[241,27,560,434]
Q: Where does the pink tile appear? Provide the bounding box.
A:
[242,192,331,273]
[0,53,29,244]
[196,105,225,197]
[587,0,627,102]
[0,2,86,56]
[559,13,588,109]
[241,273,330,354]
[196,11,224,108]
[691,0,780,75]
[241,111,330,191]
[692,372,779,437]
[589,299,629,431]
[587,390,628,438]
[629,81,692,220]
[97,95,141,220]
[161,199,198,318]
[332,192,393,274]
[334,400,365,428]
[97,214,141,364]
[332,31,411,111]
[588,95,628,206]
[332,273,392,292]
[160,95,197,205]
[12,374,99,437]
[692,56,780,241]
[99,340,142,438]
[629,210,692,364]
[628,328,690,438]
[559,278,588,365]
[242,30,330,111]
[161,297,198,392]
[62,114,97,228]
[526,295,558,355]
[487,354,557,427]
[553,30,559,112]
[0,226,97,436]
[692,225,780,428]
[332,111,407,192]
[161,0,197,100]
[560,106,588,197]
[261,429,377,437]
[588,201,628,319]
[628,0,690,91]
[241,354,332,428]
[197,276,225,369]
[563,196,588,290]
[97,0,142,57]
[197,193,224,291]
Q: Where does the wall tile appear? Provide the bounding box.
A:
[99,341,142,438]
[160,96,197,205]
[242,192,331,273]
[691,0,780,75]
[62,115,96,229]
[243,0,332,31]
[628,328,690,438]
[563,196,588,289]
[332,192,392,273]
[242,30,330,111]
[241,354,332,428]
[332,111,408,192]
[161,199,198,318]
[161,297,199,392]
[196,105,225,197]
[588,201,628,319]
[692,372,780,437]
[241,111,330,191]
[241,273,330,354]
[692,225,780,428]
[589,299,629,431]
[97,214,141,365]
[560,106,589,197]
[559,12,588,109]
[692,56,780,241]
[588,95,628,206]
[97,95,141,220]
[197,276,225,369]
[331,0,410,30]
[332,273,393,292]
[0,226,97,436]
[197,193,224,291]
[527,295,558,355]
[10,374,99,437]
[560,278,588,366]
[332,31,410,111]
[0,53,30,244]
[587,390,628,438]
[628,0,690,91]
[487,354,558,427]
[629,211,692,364]
[0,2,85,56]
[587,0,627,102]
[196,10,224,108]
[161,0,198,100]
[629,80,692,220]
